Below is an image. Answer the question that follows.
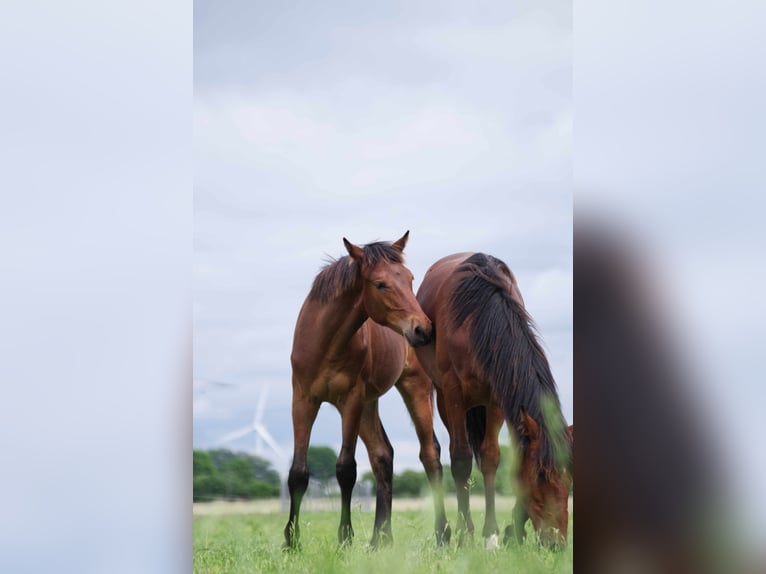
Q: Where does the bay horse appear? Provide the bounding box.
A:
[414,252,573,548]
[284,232,449,550]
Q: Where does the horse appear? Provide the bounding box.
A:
[283,232,449,550]
[504,420,574,547]
[414,252,573,548]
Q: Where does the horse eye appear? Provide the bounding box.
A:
[374,281,387,290]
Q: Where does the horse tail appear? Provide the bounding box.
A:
[450,253,572,473]
[466,406,486,465]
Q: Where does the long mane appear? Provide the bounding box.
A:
[307,241,404,304]
[451,253,572,475]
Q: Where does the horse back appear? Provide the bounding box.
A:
[415,252,523,404]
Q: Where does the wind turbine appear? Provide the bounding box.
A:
[217,385,290,509]
[217,385,285,460]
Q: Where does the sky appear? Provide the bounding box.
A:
[193,1,572,475]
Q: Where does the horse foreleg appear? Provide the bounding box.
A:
[505,499,530,546]
[479,405,504,549]
[396,373,451,546]
[284,392,319,550]
[359,400,394,549]
[336,384,364,547]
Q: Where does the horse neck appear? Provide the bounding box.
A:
[312,290,369,357]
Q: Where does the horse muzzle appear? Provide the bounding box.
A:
[539,529,567,550]
[405,322,433,347]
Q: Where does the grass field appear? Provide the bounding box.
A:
[193,497,573,573]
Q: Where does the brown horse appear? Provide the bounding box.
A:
[284,232,449,550]
[414,252,573,548]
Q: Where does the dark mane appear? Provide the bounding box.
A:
[307,241,404,304]
[451,253,572,476]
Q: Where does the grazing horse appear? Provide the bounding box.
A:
[414,252,573,548]
[284,232,448,550]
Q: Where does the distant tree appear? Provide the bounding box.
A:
[248,455,280,486]
[441,465,456,493]
[193,449,280,501]
[307,445,337,486]
[219,456,261,498]
[206,449,279,485]
[433,465,483,496]
[468,468,485,495]
[360,470,376,492]
[193,450,225,501]
[208,448,238,469]
[194,450,216,477]
[393,469,428,498]
[249,480,279,498]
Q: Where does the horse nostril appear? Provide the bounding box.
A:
[411,324,432,345]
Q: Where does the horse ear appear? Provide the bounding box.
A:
[519,407,540,439]
[343,237,365,262]
[392,230,409,252]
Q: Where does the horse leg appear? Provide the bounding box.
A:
[504,499,529,546]
[358,400,394,548]
[283,392,320,550]
[478,405,504,549]
[395,373,451,545]
[440,372,474,545]
[336,384,365,546]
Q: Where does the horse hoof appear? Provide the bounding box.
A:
[337,523,355,548]
[502,525,513,546]
[436,524,452,546]
[456,531,474,547]
[484,534,499,550]
[373,534,393,549]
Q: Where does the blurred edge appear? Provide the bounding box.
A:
[0,1,192,572]
[574,216,730,573]
[575,1,766,572]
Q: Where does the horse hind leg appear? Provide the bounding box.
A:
[358,400,394,549]
[441,372,475,545]
[283,393,319,550]
[451,447,475,546]
[477,405,504,549]
[396,374,451,545]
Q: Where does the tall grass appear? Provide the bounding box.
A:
[194,505,573,573]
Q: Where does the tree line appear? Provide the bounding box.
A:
[193,444,564,501]
[193,449,280,501]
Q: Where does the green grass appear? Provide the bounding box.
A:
[194,505,573,574]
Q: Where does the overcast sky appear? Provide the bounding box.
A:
[193,1,572,474]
